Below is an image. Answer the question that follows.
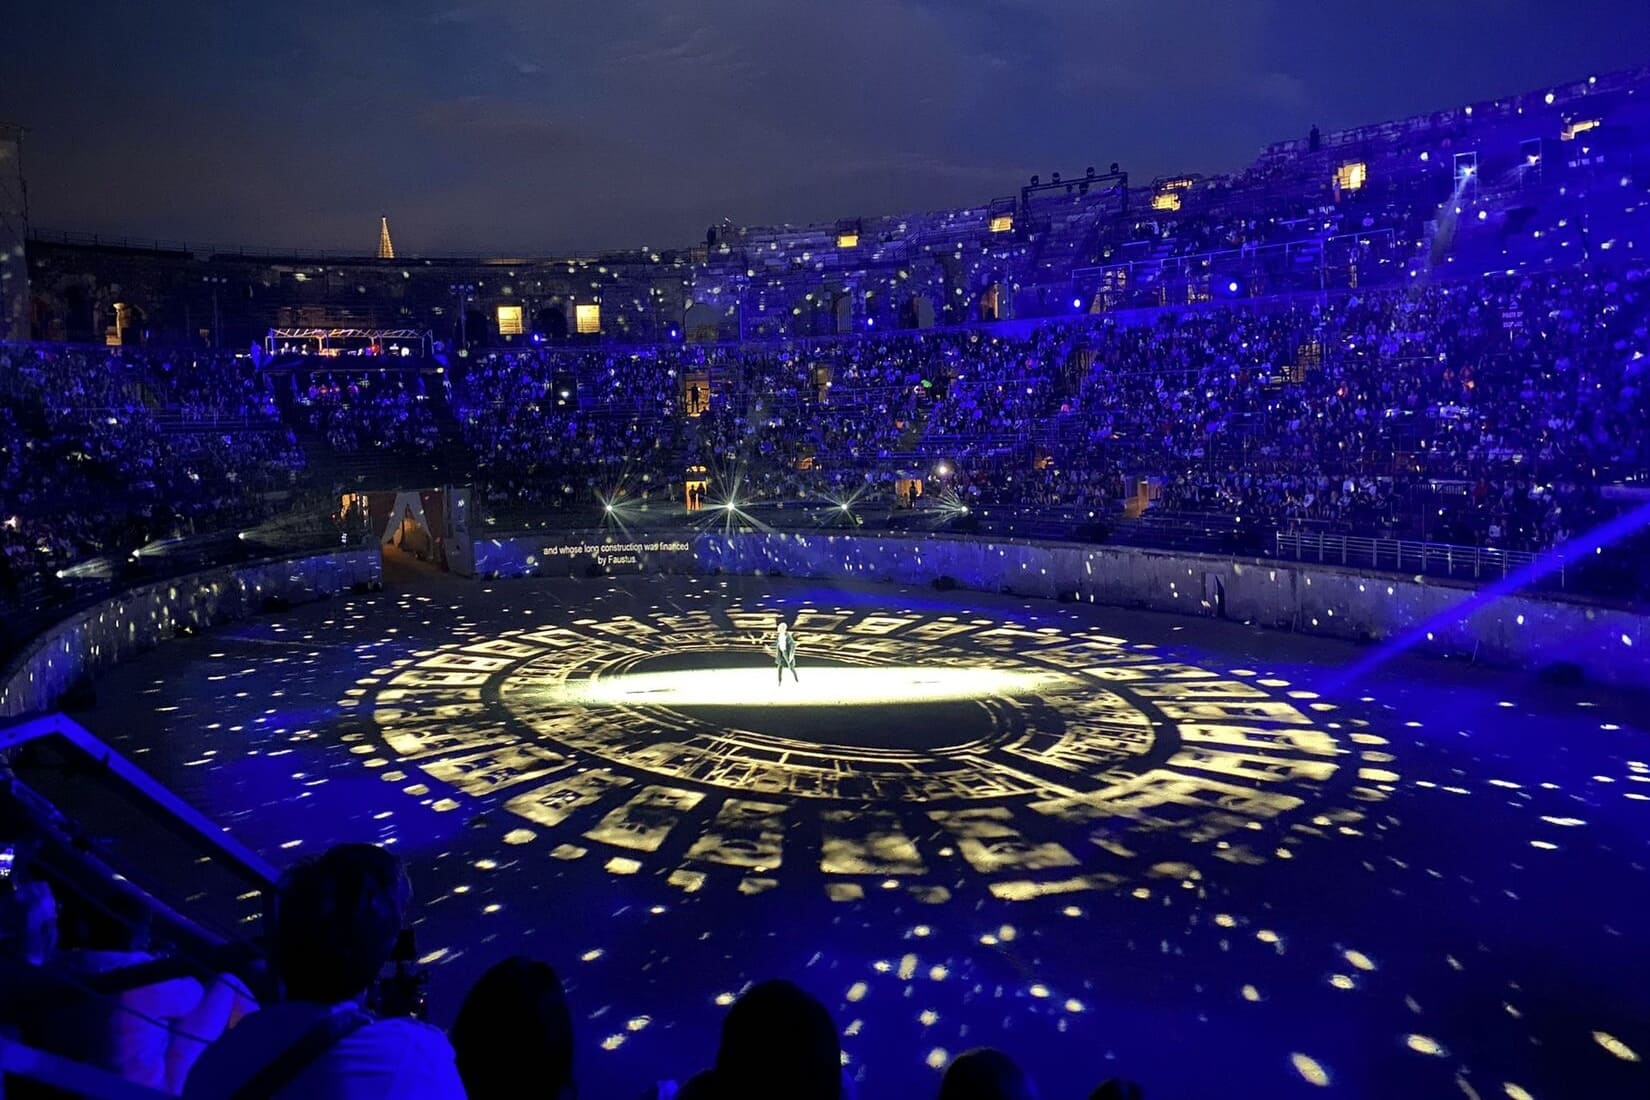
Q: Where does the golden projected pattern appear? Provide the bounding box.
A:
[349,606,1395,899]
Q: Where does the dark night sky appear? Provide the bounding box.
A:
[5,1,1650,255]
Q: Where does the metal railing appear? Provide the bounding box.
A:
[0,712,279,890]
[0,713,277,1096]
[1072,228,1401,288]
[0,1035,170,1098]
[1274,530,1565,587]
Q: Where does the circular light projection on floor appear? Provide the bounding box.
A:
[347,604,1396,901]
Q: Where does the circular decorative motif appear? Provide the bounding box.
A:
[349,603,1395,899]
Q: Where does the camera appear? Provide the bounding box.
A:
[370,927,430,1020]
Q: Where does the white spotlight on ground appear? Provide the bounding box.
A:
[535,665,1076,708]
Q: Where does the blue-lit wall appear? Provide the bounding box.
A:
[0,550,381,717]
[7,534,1639,718]
[475,531,1649,689]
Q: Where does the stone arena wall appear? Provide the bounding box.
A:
[476,531,1650,690]
[6,532,1641,721]
[1,550,381,718]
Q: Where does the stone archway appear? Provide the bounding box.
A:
[107,301,146,346]
[902,294,935,330]
[535,306,568,341]
[29,293,56,341]
[832,291,854,334]
[979,280,1010,322]
[62,283,97,344]
[683,303,723,343]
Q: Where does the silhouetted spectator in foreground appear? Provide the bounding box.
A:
[1089,1078,1144,1100]
[449,955,575,1100]
[183,842,463,1099]
[677,979,844,1100]
[938,1047,1038,1100]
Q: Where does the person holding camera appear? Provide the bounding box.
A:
[184,843,463,1100]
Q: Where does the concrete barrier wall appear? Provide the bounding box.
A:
[1,550,381,718]
[478,531,1649,689]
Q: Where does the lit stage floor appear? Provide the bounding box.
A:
[83,575,1650,1098]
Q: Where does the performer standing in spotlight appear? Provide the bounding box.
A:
[773,619,800,685]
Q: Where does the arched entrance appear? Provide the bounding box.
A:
[106,302,145,346]
[979,282,1008,322]
[683,303,723,343]
[349,487,475,580]
[681,372,711,416]
[902,295,935,330]
[62,285,96,344]
[535,307,568,341]
[832,292,854,334]
[684,465,709,512]
[29,294,55,341]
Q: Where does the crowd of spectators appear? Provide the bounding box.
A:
[442,262,1648,564]
[295,372,442,455]
[1,840,1141,1099]
[5,255,1650,606]
[0,346,305,609]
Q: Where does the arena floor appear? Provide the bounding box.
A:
[82,573,1650,1098]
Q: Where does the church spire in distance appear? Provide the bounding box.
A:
[376,215,395,259]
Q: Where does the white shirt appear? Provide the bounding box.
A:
[183,1000,465,1100]
[49,949,205,1092]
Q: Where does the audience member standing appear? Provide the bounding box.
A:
[449,955,575,1100]
[937,1048,1038,1100]
[675,979,844,1100]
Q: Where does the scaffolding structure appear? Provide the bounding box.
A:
[264,326,431,358]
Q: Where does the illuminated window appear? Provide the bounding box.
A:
[496,304,523,335]
[1334,162,1367,192]
[574,303,601,334]
[1562,118,1600,141]
[836,232,859,248]
[1151,177,1192,212]
[989,214,1014,233]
